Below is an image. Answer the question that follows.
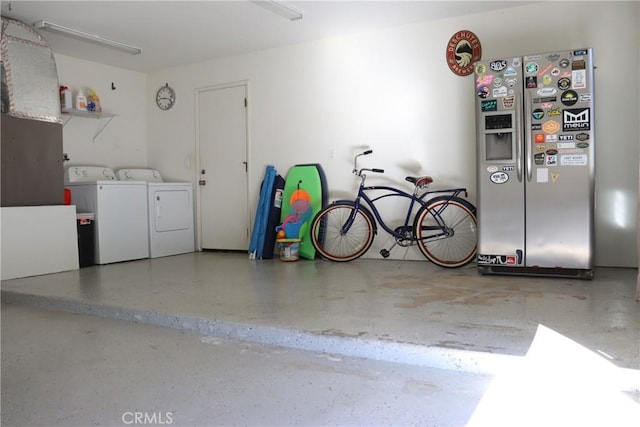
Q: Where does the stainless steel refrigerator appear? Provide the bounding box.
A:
[474,49,595,279]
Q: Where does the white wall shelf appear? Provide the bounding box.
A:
[62,108,117,142]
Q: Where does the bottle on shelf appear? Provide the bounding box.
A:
[60,86,72,111]
[75,90,87,111]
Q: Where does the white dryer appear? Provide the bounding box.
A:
[65,167,149,264]
[116,169,194,258]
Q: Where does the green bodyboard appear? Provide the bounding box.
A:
[280,164,327,260]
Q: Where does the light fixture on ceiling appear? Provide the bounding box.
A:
[33,20,142,55]
[250,0,303,21]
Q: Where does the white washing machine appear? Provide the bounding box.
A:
[116,169,194,258]
[65,166,149,264]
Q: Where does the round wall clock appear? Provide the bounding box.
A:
[156,84,175,110]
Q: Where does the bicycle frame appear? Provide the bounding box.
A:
[336,173,468,243]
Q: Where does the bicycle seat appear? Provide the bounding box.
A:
[406,176,433,188]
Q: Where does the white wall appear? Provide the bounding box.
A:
[55,54,147,169]
[55,2,637,267]
[145,1,638,267]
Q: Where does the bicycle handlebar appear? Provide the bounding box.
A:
[353,150,384,177]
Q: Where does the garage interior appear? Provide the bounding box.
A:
[1,1,639,425]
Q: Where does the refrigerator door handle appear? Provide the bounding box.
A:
[515,94,523,182]
[524,90,533,182]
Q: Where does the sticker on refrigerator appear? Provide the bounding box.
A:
[477,86,490,98]
[538,63,553,77]
[525,62,539,75]
[534,153,545,165]
[551,172,560,182]
[547,53,561,62]
[533,96,557,103]
[572,70,586,89]
[557,77,571,90]
[558,142,575,149]
[543,120,560,134]
[561,90,578,106]
[579,93,592,102]
[537,168,549,183]
[490,60,507,71]
[546,155,557,166]
[572,60,586,70]
[477,254,518,265]
[502,96,515,109]
[481,99,498,112]
[526,76,537,88]
[559,58,570,68]
[490,171,509,184]
[477,74,494,88]
[561,154,588,166]
[532,109,544,120]
[492,86,508,97]
[536,87,557,96]
[563,108,590,131]
[504,67,518,76]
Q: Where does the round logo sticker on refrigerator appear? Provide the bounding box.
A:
[558,77,571,90]
[525,62,539,75]
[561,90,578,106]
[490,172,509,184]
[477,86,490,98]
[532,109,545,120]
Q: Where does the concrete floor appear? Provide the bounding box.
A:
[2,252,639,426]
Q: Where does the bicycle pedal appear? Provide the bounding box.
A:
[380,249,390,258]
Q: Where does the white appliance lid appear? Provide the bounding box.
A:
[66,166,116,183]
[116,169,163,182]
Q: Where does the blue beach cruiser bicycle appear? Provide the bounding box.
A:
[310,150,477,268]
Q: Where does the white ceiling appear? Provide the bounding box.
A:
[2,1,533,73]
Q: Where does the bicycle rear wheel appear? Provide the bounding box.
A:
[310,202,375,262]
[414,196,477,268]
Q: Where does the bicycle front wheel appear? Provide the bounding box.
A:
[414,196,477,268]
[310,202,375,262]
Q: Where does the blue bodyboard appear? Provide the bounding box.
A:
[249,165,276,259]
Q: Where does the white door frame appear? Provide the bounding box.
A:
[194,80,250,251]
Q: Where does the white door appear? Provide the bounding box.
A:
[197,84,249,250]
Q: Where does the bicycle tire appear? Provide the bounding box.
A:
[414,196,477,268]
[310,201,376,262]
